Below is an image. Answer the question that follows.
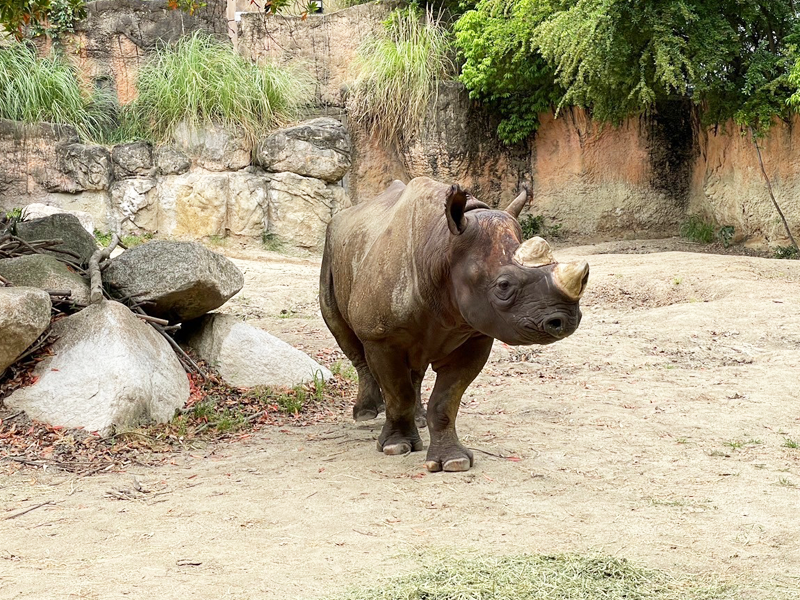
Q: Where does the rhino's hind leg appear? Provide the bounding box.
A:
[319,250,384,422]
[364,343,424,455]
[412,369,427,430]
[426,335,493,472]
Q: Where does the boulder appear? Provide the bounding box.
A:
[15,213,98,266]
[110,177,159,234]
[184,313,332,388]
[112,141,155,179]
[33,191,113,234]
[256,118,351,183]
[5,301,189,435]
[102,241,244,322]
[0,287,52,374]
[53,143,113,192]
[155,146,191,176]
[21,203,95,234]
[266,172,350,250]
[172,121,251,172]
[0,254,90,306]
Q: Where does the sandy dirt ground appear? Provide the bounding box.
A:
[1,239,799,600]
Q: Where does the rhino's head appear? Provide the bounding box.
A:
[444,185,589,346]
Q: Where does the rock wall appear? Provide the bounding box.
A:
[690,122,800,247]
[51,0,229,106]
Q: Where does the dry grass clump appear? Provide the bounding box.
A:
[347,7,455,145]
[327,553,740,600]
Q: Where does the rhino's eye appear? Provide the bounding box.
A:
[495,278,514,301]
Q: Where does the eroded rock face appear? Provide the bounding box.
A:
[5,300,189,435]
[0,286,52,374]
[172,121,251,172]
[110,177,159,234]
[102,241,244,322]
[0,254,90,306]
[256,118,352,183]
[183,313,332,388]
[266,172,349,250]
[15,213,98,266]
[54,143,114,192]
[155,146,191,176]
[112,141,155,180]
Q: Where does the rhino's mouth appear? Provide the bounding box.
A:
[517,313,578,343]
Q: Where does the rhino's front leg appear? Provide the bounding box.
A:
[426,335,494,472]
[363,343,424,455]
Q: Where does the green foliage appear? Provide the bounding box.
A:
[455,0,800,138]
[0,0,85,39]
[519,214,544,240]
[717,225,735,248]
[5,207,22,220]
[261,231,285,252]
[773,245,799,260]
[680,215,715,244]
[128,32,314,145]
[0,43,110,141]
[454,0,560,144]
[348,7,455,144]
[28,0,86,38]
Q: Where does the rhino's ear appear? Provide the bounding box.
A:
[445,184,469,235]
[504,183,530,219]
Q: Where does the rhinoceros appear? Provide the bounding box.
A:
[319,177,588,472]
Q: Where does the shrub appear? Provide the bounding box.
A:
[128,32,314,145]
[680,215,715,243]
[0,43,108,140]
[348,7,455,144]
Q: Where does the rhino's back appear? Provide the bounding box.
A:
[326,177,450,334]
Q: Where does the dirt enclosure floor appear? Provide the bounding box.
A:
[1,239,799,600]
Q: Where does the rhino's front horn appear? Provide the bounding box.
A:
[513,236,554,267]
[553,260,590,301]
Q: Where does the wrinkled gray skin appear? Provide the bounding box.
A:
[319,177,589,472]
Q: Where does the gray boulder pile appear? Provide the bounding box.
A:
[1,216,331,435]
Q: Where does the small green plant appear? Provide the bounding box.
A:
[672,276,683,285]
[778,477,796,487]
[519,214,544,239]
[717,225,735,248]
[94,230,112,246]
[261,231,284,252]
[330,360,358,381]
[5,207,23,220]
[312,370,326,402]
[773,245,799,260]
[784,438,799,449]
[276,386,306,414]
[680,215,716,243]
[723,440,743,450]
[121,232,153,248]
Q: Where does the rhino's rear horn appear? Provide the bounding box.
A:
[504,183,530,219]
[513,236,554,267]
[445,184,469,235]
[553,260,590,301]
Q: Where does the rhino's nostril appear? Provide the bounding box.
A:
[545,317,565,337]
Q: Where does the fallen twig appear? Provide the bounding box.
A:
[4,500,56,520]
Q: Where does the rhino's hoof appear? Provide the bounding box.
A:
[443,457,472,472]
[378,438,424,455]
[415,414,428,430]
[355,408,380,422]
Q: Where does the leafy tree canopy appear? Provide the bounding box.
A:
[455,0,800,143]
[0,0,85,39]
